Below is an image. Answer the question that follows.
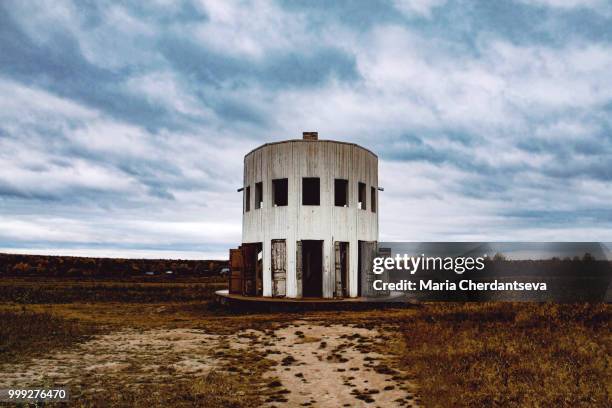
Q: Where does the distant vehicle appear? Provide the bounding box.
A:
[219,267,230,276]
[165,270,174,275]
[145,271,156,276]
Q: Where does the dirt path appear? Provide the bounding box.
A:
[258,321,418,407]
[0,321,417,407]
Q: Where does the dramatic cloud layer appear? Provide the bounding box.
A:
[1,0,611,258]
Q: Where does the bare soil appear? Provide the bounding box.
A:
[0,320,417,407]
[258,321,417,407]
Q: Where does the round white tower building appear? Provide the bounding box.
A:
[235,132,379,299]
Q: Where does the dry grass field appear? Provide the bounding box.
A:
[0,277,609,407]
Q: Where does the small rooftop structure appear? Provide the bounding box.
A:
[302,131,318,141]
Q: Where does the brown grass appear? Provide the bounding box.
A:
[68,370,261,408]
[1,278,610,407]
[395,303,611,407]
[0,309,100,365]
[0,277,225,303]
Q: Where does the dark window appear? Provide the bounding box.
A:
[334,179,348,207]
[358,182,366,210]
[255,182,263,209]
[272,178,288,206]
[371,187,376,213]
[245,186,250,212]
[302,177,320,205]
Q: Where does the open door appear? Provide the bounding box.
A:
[301,240,323,297]
[271,239,286,297]
[256,246,263,295]
[334,242,349,297]
[242,243,263,296]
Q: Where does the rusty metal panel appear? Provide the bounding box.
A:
[271,239,286,297]
[229,248,243,294]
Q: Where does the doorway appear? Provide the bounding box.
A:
[334,242,349,297]
[299,240,323,297]
[242,242,263,296]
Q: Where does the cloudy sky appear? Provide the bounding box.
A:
[1,0,611,259]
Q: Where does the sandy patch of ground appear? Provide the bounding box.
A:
[0,328,219,390]
[0,322,417,406]
[258,321,418,407]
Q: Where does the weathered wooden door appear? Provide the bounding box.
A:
[359,241,377,297]
[271,239,286,297]
[335,242,341,297]
[296,240,303,298]
[241,243,258,296]
[334,242,349,298]
[376,247,391,297]
[229,247,243,294]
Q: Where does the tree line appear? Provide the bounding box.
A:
[0,253,228,277]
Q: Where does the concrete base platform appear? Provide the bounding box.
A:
[215,290,416,312]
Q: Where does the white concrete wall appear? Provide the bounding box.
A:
[242,139,378,298]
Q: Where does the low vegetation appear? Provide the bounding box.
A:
[396,303,611,407]
[0,309,100,365]
[75,367,265,408]
[0,277,225,303]
[0,269,609,407]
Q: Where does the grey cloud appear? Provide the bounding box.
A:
[158,37,360,125]
[0,6,194,132]
[1,0,611,256]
